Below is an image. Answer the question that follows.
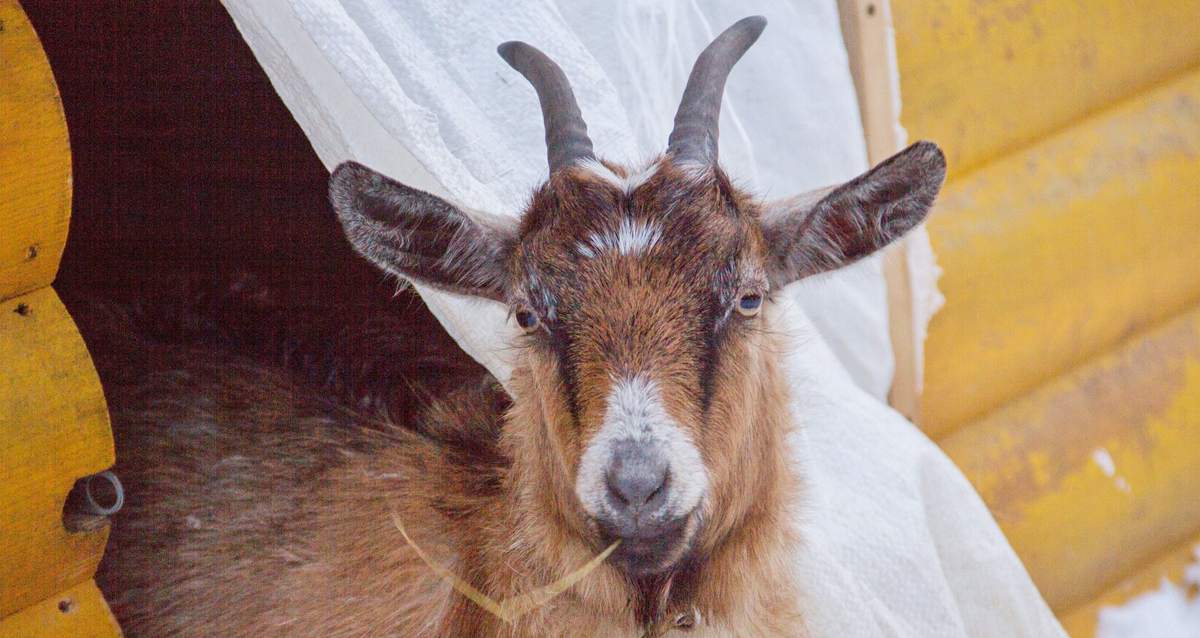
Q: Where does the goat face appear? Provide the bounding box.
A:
[514,160,767,574]
[329,16,946,577]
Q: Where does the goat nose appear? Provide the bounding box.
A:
[605,441,669,509]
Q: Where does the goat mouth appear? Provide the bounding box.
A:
[595,512,698,575]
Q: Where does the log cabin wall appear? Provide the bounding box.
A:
[891,0,1200,633]
[1,1,119,634]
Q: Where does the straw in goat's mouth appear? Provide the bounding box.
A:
[391,512,620,624]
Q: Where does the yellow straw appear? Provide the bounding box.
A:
[391,512,619,624]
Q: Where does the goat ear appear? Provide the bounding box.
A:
[329,161,513,301]
[762,141,946,287]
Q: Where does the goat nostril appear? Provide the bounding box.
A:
[605,456,669,510]
[606,472,630,506]
[648,472,668,500]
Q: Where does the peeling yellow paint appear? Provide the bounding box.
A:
[941,312,1200,612]
[1026,450,1052,490]
[893,0,1200,627]
[921,70,1200,436]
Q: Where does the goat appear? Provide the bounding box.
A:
[96,16,945,638]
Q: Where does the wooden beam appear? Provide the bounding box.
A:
[892,0,1200,179]
[837,0,901,165]
[0,288,114,621]
[837,0,923,420]
[940,301,1200,612]
[0,580,122,638]
[0,0,71,304]
[922,68,1200,436]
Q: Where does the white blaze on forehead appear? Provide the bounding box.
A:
[573,159,664,260]
[582,217,662,258]
[575,376,709,518]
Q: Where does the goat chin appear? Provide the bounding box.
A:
[76,293,808,638]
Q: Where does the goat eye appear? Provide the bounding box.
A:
[515,309,540,332]
[736,293,763,317]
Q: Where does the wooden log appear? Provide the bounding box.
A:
[0,288,114,623]
[0,0,71,304]
[940,302,1200,613]
[1058,532,1200,637]
[893,0,1200,178]
[922,68,1200,436]
[0,3,118,631]
[0,580,121,638]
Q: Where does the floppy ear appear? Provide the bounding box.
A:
[329,161,514,301]
[762,141,946,287]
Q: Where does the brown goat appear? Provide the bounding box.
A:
[95,16,945,637]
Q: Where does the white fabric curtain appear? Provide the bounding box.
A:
[219,0,1068,635]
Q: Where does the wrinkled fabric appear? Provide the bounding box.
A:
[219,0,1068,635]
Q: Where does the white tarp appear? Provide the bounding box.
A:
[218,0,1068,635]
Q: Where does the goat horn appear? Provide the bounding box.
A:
[667,16,767,165]
[498,41,596,173]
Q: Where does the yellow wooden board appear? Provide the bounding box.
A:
[0,580,121,638]
[940,303,1200,613]
[921,68,1200,437]
[893,0,1200,178]
[0,0,118,630]
[0,0,72,304]
[1059,533,1200,637]
[0,288,113,619]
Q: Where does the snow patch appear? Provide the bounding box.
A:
[1096,547,1200,638]
[1093,448,1116,477]
[1187,547,1200,587]
[1093,447,1133,493]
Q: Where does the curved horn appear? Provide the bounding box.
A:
[667,16,767,165]
[498,41,596,173]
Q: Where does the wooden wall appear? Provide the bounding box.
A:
[892,0,1200,632]
[1,1,121,634]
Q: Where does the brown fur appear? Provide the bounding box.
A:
[94,109,946,634]
[93,158,816,637]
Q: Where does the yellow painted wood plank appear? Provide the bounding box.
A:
[893,0,1200,177]
[922,68,1200,436]
[1059,535,1200,638]
[940,304,1200,613]
[0,0,72,303]
[0,580,121,638]
[0,288,113,619]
